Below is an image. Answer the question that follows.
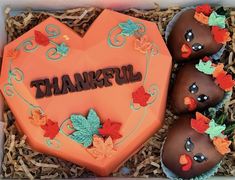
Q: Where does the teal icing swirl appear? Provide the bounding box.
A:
[107,26,127,48]
[107,20,146,48]
[45,138,61,149]
[59,118,73,136]
[46,47,63,61]
[134,22,146,37]
[46,24,61,38]
[16,37,39,53]
[15,24,66,61]
[4,62,44,115]
[115,107,147,146]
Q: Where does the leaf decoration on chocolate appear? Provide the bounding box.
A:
[69,109,101,147]
[213,137,231,155]
[208,11,226,28]
[99,119,122,140]
[213,63,224,78]
[206,119,226,139]
[194,12,209,25]
[211,26,231,44]
[56,43,69,56]
[29,109,47,126]
[191,112,210,134]
[34,30,50,46]
[215,72,235,91]
[41,119,59,139]
[87,135,116,159]
[132,86,151,107]
[195,4,213,16]
[119,19,140,36]
[195,60,215,75]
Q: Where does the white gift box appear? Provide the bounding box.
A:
[0,0,234,179]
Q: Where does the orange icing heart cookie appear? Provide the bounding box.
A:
[0,9,172,176]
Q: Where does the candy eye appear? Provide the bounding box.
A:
[192,43,204,51]
[193,153,207,163]
[185,30,194,42]
[184,137,194,152]
[197,94,209,103]
[189,83,198,94]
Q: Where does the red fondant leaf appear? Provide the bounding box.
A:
[202,56,211,62]
[195,4,213,16]
[211,26,231,44]
[132,86,151,107]
[34,30,49,46]
[99,119,122,140]
[41,119,59,139]
[191,112,210,133]
[215,72,235,91]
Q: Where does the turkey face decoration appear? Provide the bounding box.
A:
[162,115,223,179]
[171,63,224,114]
[166,4,231,63]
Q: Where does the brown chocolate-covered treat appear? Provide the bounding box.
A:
[162,115,223,179]
[171,63,224,114]
[167,9,223,62]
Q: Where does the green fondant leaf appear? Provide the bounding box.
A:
[69,131,93,148]
[56,42,69,56]
[69,109,101,147]
[206,119,226,139]
[208,11,226,28]
[195,60,215,75]
[87,109,101,134]
[118,20,140,36]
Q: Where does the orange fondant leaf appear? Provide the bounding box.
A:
[194,12,209,25]
[29,109,47,126]
[87,135,116,159]
[213,63,225,78]
[99,119,122,140]
[6,49,20,60]
[213,137,231,155]
[134,35,153,54]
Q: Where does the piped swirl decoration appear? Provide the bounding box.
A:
[3,59,61,149]
[107,19,146,48]
[107,19,160,146]
[16,24,69,61]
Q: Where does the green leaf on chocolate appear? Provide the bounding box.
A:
[69,109,101,147]
[208,11,226,29]
[195,60,215,75]
[206,119,226,139]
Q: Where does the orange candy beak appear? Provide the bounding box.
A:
[184,96,197,111]
[179,154,192,171]
[181,44,192,58]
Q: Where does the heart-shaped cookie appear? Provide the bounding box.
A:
[0,9,172,176]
